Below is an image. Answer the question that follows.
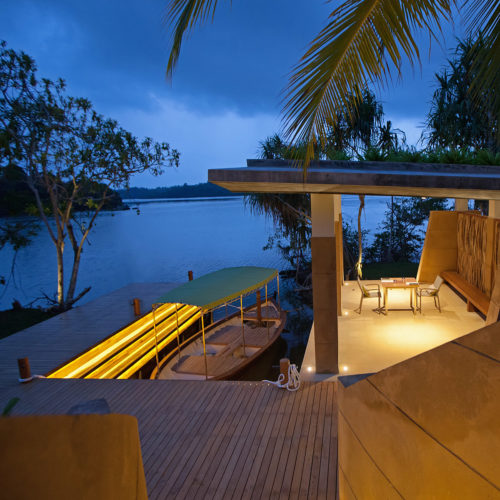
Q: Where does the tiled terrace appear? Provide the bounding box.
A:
[302,281,486,380]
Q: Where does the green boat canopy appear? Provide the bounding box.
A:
[155,266,278,311]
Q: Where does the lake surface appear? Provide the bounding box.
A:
[0,195,389,310]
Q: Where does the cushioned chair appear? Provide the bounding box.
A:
[356,277,383,313]
[417,275,444,313]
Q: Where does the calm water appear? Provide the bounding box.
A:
[0,195,388,310]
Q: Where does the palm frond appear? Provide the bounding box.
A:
[283,0,452,165]
[462,0,500,125]
[165,0,229,78]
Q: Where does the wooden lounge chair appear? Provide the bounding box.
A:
[417,275,443,313]
[356,277,383,314]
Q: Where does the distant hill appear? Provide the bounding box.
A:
[119,182,240,199]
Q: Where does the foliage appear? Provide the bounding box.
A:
[163,0,499,165]
[366,196,449,263]
[0,42,180,310]
[119,182,240,199]
[426,36,499,152]
[2,397,19,416]
[0,307,57,339]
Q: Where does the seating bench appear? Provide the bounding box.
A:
[441,271,490,315]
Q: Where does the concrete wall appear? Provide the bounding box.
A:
[338,321,500,499]
[417,211,458,283]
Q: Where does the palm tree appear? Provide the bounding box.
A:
[164,0,499,164]
[426,36,499,152]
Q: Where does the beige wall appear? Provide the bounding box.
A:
[338,321,500,499]
[417,211,458,283]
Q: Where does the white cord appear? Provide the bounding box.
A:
[18,374,46,383]
[263,364,300,392]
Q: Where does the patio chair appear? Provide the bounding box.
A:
[356,277,383,314]
[416,275,444,313]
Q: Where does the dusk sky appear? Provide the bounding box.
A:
[1,0,466,187]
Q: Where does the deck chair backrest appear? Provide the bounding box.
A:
[357,277,369,297]
[434,275,444,290]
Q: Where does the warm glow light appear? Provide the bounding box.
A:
[342,365,349,372]
[307,366,313,372]
[343,311,348,316]
[344,282,349,286]
[47,302,201,380]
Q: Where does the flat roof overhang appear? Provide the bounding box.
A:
[208,159,500,199]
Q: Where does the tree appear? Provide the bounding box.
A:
[0,42,180,310]
[164,0,499,165]
[366,196,448,263]
[426,36,499,152]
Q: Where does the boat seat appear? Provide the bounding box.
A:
[173,355,242,377]
[207,325,242,346]
[215,338,242,357]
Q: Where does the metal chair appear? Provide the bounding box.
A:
[356,277,383,313]
[417,275,443,313]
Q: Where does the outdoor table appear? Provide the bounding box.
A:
[380,277,419,314]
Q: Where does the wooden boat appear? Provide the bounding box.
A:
[150,266,286,381]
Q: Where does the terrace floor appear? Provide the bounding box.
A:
[301,280,486,381]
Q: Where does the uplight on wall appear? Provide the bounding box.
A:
[307,366,313,372]
[342,365,349,372]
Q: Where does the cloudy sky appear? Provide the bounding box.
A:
[1,0,465,187]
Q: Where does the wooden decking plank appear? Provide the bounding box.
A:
[317,382,335,499]
[145,382,226,493]
[226,385,296,499]
[208,384,272,499]
[290,382,320,499]
[279,382,316,497]
[181,383,257,499]
[299,381,325,499]
[186,386,271,498]
[155,383,249,498]
[163,383,250,498]
[269,379,307,498]
[230,384,285,500]
[246,388,296,499]
[327,383,339,499]
[238,387,289,500]
[138,380,201,461]
[148,382,237,497]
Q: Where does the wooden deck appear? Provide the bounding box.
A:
[1,378,338,499]
[0,283,178,390]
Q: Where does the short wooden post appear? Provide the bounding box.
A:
[256,290,262,325]
[17,357,31,380]
[280,358,290,385]
[188,270,194,281]
[133,298,141,316]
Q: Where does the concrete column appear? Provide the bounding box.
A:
[489,200,500,219]
[311,194,338,374]
[454,199,469,211]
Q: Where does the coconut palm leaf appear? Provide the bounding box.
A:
[282,0,452,164]
[165,0,230,78]
[462,0,500,123]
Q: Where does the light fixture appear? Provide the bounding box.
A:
[307,366,313,372]
[342,365,349,372]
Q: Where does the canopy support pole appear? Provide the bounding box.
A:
[265,284,270,341]
[277,274,281,309]
[201,311,208,380]
[240,295,246,357]
[152,304,160,377]
[175,304,181,362]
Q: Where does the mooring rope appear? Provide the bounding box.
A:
[263,363,300,392]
